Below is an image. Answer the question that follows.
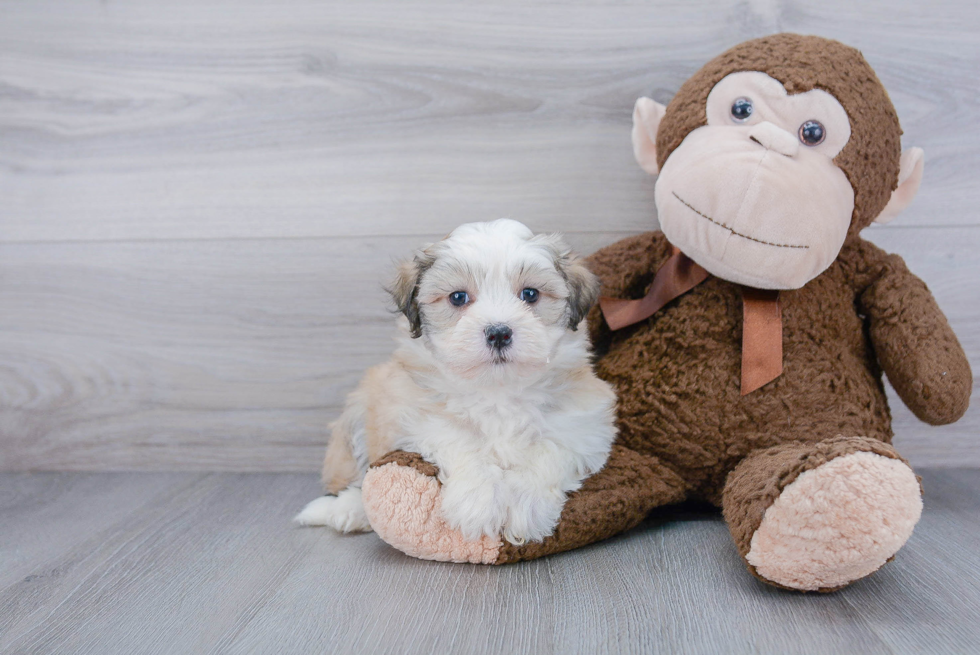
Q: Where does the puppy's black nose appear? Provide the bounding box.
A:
[485,324,513,350]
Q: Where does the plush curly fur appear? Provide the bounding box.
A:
[360,34,972,591]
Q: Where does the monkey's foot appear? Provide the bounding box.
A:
[361,452,502,564]
[745,449,922,591]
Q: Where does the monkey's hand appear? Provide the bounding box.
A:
[861,253,972,425]
[584,231,672,353]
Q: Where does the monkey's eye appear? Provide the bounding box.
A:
[730,97,753,122]
[448,291,469,306]
[520,288,539,303]
[799,120,826,146]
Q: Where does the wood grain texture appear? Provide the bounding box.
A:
[0,0,978,470]
[0,232,631,471]
[1,0,978,242]
[1,470,979,654]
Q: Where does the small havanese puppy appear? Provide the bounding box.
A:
[295,219,617,545]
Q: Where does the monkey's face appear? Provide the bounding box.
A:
[654,72,855,289]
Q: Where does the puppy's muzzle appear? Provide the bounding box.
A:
[485,324,513,350]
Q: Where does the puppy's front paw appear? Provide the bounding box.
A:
[439,474,508,541]
[294,487,372,533]
[502,485,566,545]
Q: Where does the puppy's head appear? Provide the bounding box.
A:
[388,219,599,380]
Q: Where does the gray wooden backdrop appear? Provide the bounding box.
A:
[1,0,978,471]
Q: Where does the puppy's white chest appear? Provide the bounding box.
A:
[470,404,546,462]
[410,393,551,473]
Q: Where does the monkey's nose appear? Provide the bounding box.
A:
[748,121,799,157]
[485,324,513,350]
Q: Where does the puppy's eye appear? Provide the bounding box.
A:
[448,291,469,307]
[519,288,539,304]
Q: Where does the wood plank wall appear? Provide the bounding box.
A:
[1,0,977,471]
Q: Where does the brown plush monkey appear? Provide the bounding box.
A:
[359,34,972,591]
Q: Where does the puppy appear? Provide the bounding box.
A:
[294,219,617,544]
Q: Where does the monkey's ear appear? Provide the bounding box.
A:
[875,147,925,225]
[632,97,667,175]
[386,252,433,338]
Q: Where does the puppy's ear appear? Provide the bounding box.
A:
[560,252,601,330]
[536,234,601,330]
[386,249,434,338]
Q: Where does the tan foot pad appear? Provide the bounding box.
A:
[361,462,502,564]
[747,451,922,591]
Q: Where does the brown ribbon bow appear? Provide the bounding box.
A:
[598,245,783,395]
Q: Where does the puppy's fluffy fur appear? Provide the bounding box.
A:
[295,219,617,544]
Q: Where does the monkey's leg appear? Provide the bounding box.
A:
[722,436,923,592]
[361,445,687,564]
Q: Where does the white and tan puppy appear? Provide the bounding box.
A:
[294,219,617,544]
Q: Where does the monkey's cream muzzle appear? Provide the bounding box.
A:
[654,122,855,290]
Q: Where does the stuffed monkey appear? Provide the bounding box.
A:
[359,34,972,591]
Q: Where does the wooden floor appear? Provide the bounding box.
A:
[1,469,978,655]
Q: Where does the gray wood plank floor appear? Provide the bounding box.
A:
[2,0,978,471]
[1,469,979,654]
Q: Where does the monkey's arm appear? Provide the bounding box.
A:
[585,231,671,354]
[361,446,688,564]
[860,253,972,425]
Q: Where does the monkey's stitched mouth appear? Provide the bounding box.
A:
[671,192,809,250]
